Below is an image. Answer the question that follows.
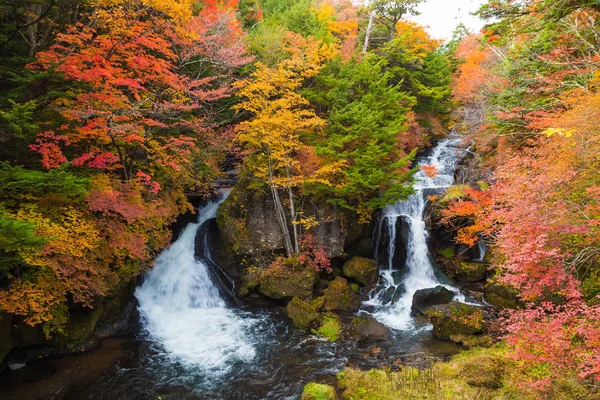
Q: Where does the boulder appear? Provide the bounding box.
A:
[350,316,389,342]
[484,280,522,309]
[323,277,361,312]
[302,383,336,400]
[412,286,454,315]
[343,257,378,287]
[425,302,484,341]
[287,297,319,330]
[259,266,316,300]
[454,261,487,283]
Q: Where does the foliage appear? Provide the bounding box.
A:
[441,0,600,390]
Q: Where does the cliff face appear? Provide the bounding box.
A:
[215,183,372,262]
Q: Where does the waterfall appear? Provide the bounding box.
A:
[366,138,465,330]
[135,190,257,375]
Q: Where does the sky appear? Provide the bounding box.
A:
[406,0,487,40]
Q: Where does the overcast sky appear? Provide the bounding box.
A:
[406,0,487,40]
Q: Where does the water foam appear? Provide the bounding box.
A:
[136,191,257,375]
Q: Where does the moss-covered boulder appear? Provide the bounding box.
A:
[455,262,487,283]
[425,302,484,341]
[312,312,342,341]
[343,257,378,287]
[350,316,389,342]
[323,277,361,312]
[287,297,320,330]
[484,280,522,309]
[259,266,316,300]
[412,286,454,315]
[302,383,336,400]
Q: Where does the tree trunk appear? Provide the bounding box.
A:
[286,165,300,254]
[362,12,375,54]
[267,153,294,257]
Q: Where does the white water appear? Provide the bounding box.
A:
[367,138,465,330]
[136,191,257,375]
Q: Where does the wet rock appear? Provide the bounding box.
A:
[259,266,316,300]
[425,302,485,341]
[343,257,378,287]
[484,280,522,309]
[323,277,361,312]
[412,286,454,315]
[350,317,389,343]
[287,297,319,330]
[301,383,336,400]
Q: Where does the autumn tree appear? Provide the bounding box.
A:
[234,33,338,256]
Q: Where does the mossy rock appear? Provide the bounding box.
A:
[455,262,487,283]
[323,277,361,312]
[312,313,342,341]
[259,266,317,300]
[412,285,454,315]
[425,302,484,341]
[52,305,104,346]
[302,383,336,400]
[312,296,326,311]
[484,280,522,309]
[343,257,378,287]
[287,297,319,330]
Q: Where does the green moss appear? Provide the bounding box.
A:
[484,280,522,309]
[287,297,319,330]
[259,265,316,299]
[312,313,342,342]
[350,283,360,293]
[425,302,484,341]
[455,261,487,283]
[323,277,360,312]
[335,346,597,399]
[438,247,455,259]
[343,257,378,286]
[301,383,336,400]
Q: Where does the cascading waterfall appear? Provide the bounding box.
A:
[366,138,465,330]
[135,190,257,375]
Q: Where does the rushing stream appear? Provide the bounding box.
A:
[0,139,468,400]
[366,138,465,329]
[135,190,261,375]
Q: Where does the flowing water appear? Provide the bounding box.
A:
[365,138,465,330]
[135,190,260,376]
[0,140,468,399]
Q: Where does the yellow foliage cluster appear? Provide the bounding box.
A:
[92,0,194,21]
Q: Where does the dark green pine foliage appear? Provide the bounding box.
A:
[304,55,417,216]
[379,39,453,117]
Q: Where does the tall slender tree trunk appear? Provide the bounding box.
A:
[267,152,294,257]
[362,12,375,54]
[286,165,300,254]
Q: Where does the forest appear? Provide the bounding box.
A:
[0,0,599,399]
